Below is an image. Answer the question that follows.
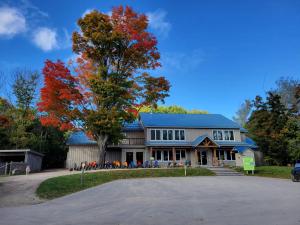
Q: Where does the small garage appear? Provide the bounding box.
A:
[0,149,44,173]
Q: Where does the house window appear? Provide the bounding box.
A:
[217,150,235,161]
[151,130,155,140]
[163,130,168,140]
[229,131,234,140]
[217,131,223,140]
[150,129,185,141]
[213,130,235,141]
[180,130,185,140]
[175,150,186,161]
[232,152,236,160]
[156,150,161,161]
[219,150,225,160]
[168,130,173,140]
[175,130,179,140]
[169,150,173,161]
[156,130,161,140]
[153,150,174,161]
[226,150,231,160]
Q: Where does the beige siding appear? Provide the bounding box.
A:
[66,145,99,168]
[146,128,242,142]
[235,149,255,167]
[124,131,145,139]
[240,133,246,142]
[66,145,122,168]
[106,149,122,162]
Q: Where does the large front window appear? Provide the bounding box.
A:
[153,150,173,161]
[213,130,234,141]
[175,150,186,161]
[216,150,235,161]
[150,129,185,141]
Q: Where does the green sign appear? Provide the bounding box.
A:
[243,157,255,171]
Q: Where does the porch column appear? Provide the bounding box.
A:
[213,148,217,166]
[149,147,153,159]
[172,147,176,162]
[194,149,198,166]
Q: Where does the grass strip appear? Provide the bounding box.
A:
[37,168,214,199]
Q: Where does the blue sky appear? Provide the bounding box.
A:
[0,0,300,118]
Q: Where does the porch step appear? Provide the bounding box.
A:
[208,167,244,176]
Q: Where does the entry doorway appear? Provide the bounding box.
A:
[126,152,133,165]
[197,150,207,165]
[136,152,143,164]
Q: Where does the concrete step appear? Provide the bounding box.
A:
[208,167,244,176]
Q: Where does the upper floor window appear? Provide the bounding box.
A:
[213,130,234,141]
[150,129,185,141]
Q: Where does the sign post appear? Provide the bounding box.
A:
[243,157,255,174]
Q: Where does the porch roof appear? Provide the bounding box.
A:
[191,135,220,147]
[146,136,257,149]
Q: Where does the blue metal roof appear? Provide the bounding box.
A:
[240,127,248,133]
[66,131,96,145]
[139,113,242,129]
[123,120,143,131]
[244,137,257,148]
[67,120,143,145]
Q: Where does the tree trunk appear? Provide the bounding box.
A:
[96,134,108,166]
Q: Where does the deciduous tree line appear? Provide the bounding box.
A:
[0,70,67,168]
[233,77,300,165]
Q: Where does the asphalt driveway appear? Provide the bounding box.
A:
[0,176,300,225]
[0,169,77,207]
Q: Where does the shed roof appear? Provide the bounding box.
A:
[0,149,44,157]
[66,131,96,145]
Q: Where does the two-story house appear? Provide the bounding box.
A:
[66,113,262,168]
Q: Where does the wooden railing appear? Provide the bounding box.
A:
[119,138,145,145]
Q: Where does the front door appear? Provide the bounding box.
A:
[197,150,207,165]
[126,152,133,165]
[201,150,207,165]
[136,152,143,164]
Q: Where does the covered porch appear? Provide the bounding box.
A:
[146,135,240,167]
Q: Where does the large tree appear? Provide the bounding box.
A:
[38,6,170,165]
[246,93,291,165]
[9,70,39,149]
[233,99,252,127]
[273,77,300,114]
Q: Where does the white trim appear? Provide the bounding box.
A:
[150,129,186,141]
[212,130,235,141]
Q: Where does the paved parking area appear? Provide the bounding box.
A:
[0,176,300,225]
[0,169,76,207]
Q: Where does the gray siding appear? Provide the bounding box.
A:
[25,152,43,172]
[66,145,122,168]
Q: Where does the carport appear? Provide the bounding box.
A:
[0,149,44,173]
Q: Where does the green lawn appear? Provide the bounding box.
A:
[37,168,214,199]
[235,166,292,179]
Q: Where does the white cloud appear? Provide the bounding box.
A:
[146,9,171,38]
[161,49,205,72]
[32,27,57,51]
[0,7,26,37]
[82,8,95,18]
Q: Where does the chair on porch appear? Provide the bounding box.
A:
[153,160,159,168]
